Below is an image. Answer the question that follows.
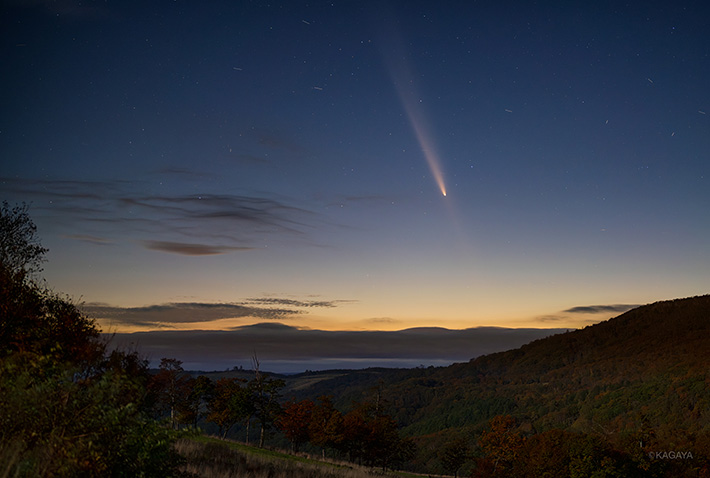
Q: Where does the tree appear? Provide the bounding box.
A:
[149,358,191,429]
[177,375,214,428]
[441,435,470,477]
[0,201,48,277]
[0,269,102,363]
[0,208,100,363]
[250,376,284,447]
[309,396,344,459]
[365,413,403,470]
[342,405,370,463]
[477,415,525,477]
[249,354,285,447]
[208,378,252,439]
[518,429,574,478]
[277,399,315,453]
[342,401,411,470]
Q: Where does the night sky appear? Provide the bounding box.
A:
[2,1,708,371]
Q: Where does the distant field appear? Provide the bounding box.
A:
[186,369,356,394]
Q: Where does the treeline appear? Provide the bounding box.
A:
[148,358,415,470]
[148,356,283,447]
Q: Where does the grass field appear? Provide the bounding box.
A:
[175,435,429,478]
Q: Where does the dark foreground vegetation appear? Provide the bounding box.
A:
[0,202,183,476]
[2,201,710,477]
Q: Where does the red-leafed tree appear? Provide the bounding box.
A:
[277,398,315,453]
[177,375,214,428]
[342,401,412,470]
[477,415,525,477]
[207,377,252,439]
[309,396,344,459]
[342,405,370,463]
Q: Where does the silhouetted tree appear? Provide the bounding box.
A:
[0,201,48,277]
[0,204,100,363]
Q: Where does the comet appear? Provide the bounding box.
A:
[383,34,448,198]
[397,94,448,197]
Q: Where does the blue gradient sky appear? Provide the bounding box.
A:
[2,1,708,369]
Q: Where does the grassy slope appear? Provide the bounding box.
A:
[176,435,426,478]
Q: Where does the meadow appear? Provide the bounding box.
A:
[175,435,429,478]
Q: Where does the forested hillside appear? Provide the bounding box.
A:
[388,295,710,435]
[290,296,710,476]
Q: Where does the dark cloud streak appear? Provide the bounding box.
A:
[563,304,638,314]
[84,297,353,328]
[1,176,318,255]
[85,302,300,327]
[143,241,254,256]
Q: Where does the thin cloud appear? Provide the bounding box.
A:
[366,317,399,324]
[564,304,638,314]
[63,234,114,246]
[143,240,254,256]
[245,297,354,308]
[536,315,565,322]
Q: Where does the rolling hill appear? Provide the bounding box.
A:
[292,295,710,447]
